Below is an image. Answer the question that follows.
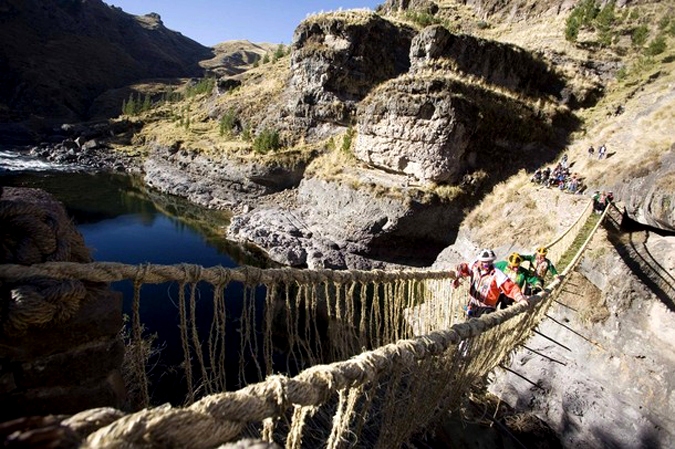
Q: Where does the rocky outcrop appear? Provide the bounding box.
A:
[228,176,463,269]
[354,75,479,183]
[143,144,306,210]
[380,0,440,15]
[458,0,643,21]
[409,25,566,99]
[286,10,416,130]
[354,72,560,183]
[616,148,675,233]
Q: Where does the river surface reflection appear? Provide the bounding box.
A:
[2,170,268,405]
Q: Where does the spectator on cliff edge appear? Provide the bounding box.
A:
[452,248,529,318]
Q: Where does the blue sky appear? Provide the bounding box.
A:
[103,1,383,46]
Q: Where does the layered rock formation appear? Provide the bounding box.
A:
[225,10,572,267]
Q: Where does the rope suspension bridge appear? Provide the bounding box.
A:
[0,189,611,448]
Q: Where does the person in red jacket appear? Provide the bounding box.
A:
[453,248,530,318]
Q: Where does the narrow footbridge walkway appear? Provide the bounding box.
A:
[0,200,611,448]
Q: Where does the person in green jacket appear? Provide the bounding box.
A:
[494,252,536,308]
[521,246,560,293]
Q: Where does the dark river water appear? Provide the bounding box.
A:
[1,165,269,405]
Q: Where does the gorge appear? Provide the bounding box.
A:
[1,0,674,447]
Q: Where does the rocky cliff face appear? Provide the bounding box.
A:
[282,10,415,137]
[228,173,466,269]
[353,69,561,183]
[354,75,480,183]
[224,7,576,267]
[617,149,675,233]
[409,25,565,99]
[142,143,306,210]
[490,216,675,448]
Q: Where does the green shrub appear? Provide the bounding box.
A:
[632,24,649,47]
[122,92,145,116]
[273,44,286,60]
[404,11,441,27]
[565,0,599,42]
[565,15,582,42]
[219,109,238,137]
[658,16,671,31]
[185,78,215,98]
[668,21,675,37]
[242,126,252,142]
[595,1,616,32]
[142,94,151,112]
[598,29,614,47]
[645,35,667,56]
[341,127,355,153]
[122,95,133,116]
[253,128,280,153]
[616,66,627,81]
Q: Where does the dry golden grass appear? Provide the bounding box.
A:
[114,54,292,161]
[565,55,675,189]
[463,170,591,250]
[302,8,379,27]
[456,1,675,251]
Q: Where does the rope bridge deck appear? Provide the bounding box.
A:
[0,200,607,448]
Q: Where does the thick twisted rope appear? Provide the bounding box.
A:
[1,188,94,335]
[82,289,551,448]
[1,198,605,448]
[0,263,451,285]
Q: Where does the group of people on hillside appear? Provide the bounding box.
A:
[530,154,584,194]
[452,247,560,318]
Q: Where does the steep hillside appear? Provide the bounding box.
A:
[1,0,674,446]
[0,0,214,133]
[14,0,670,269]
[415,0,675,255]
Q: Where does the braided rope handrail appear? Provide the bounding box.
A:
[0,262,452,285]
[544,200,593,267]
[0,264,452,334]
[1,198,607,448]
[82,286,556,448]
[558,202,611,278]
